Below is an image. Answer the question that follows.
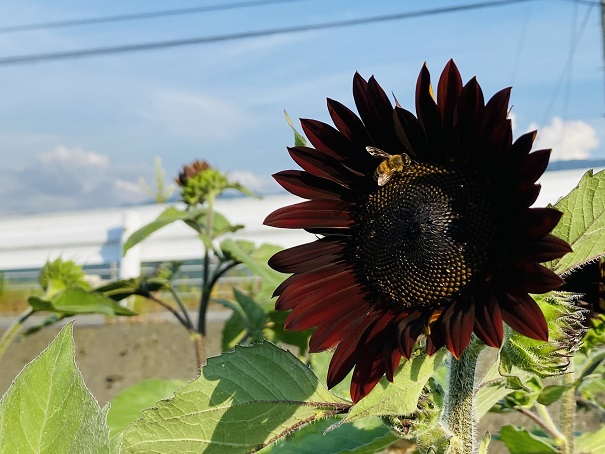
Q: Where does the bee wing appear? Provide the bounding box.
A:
[366,146,391,158]
[377,171,393,186]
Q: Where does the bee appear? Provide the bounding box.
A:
[366,146,412,186]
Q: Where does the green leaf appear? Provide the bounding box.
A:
[576,425,605,454]
[218,291,268,350]
[309,350,352,399]
[549,169,605,275]
[263,310,311,356]
[345,350,446,422]
[107,379,187,437]
[120,342,350,453]
[233,289,266,330]
[478,431,491,454]
[499,425,558,453]
[0,324,111,453]
[209,210,244,238]
[94,277,167,301]
[284,110,307,147]
[536,384,571,406]
[221,308,247,350]
[220,239,286,308]
[123,206,206,254]
[30,287,136,317]
[259,416,396,454]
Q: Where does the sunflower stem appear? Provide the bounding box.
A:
[560,359,576,454]
[444,338,484,454]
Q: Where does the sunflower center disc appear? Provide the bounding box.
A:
[353,162,495,309]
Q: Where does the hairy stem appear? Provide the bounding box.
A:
[515,405,564,447]
[560,359,576,454]
[444,339,484,454]
[0,308,33,362]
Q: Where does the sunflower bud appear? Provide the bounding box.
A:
[175,160,229,207]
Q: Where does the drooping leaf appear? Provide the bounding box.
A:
[94,277,168,301]
[345,350,446,422]
[498,425,558,453]
[549,169,605,275]
[107,379,187,437]
[122,206,207,254]
[0,324,112,453]
[120,342,350,453]
[259,416,396,454]
[29,287,136,317]
[576,425,605,454]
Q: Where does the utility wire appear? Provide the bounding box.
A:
[0,0,311,34]
[0,0,537,66]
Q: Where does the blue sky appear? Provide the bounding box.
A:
[0,0,603,214]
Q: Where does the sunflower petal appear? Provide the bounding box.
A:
[499,292,549,341]
[473,290,504,348]
[441,298,475,359]
[269,238,345,273]
[273,170,347,200]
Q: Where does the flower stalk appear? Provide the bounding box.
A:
[0,308,33,362]
[444,338,484,453]
[560,360,576,454]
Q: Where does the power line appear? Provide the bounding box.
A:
[0,0,537,67]
[0,0,311,34]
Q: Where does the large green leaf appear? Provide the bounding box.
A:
[576,426,605,454]
[120,342,350,453]
[259,416,396,454]
[549,169,605,275]
[107,379,187,437]
[345,350,446,422]
[0,324,112,453]
[499,425,558,453]
[122,206,206,254]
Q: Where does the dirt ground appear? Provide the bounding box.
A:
[0,318,601,453]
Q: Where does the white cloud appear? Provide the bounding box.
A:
[37,145,109,168]
[0,145,153,214]
[528,117,598,161]
[228,170,273,193]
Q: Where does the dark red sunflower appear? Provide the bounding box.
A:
[264,60,571,402]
